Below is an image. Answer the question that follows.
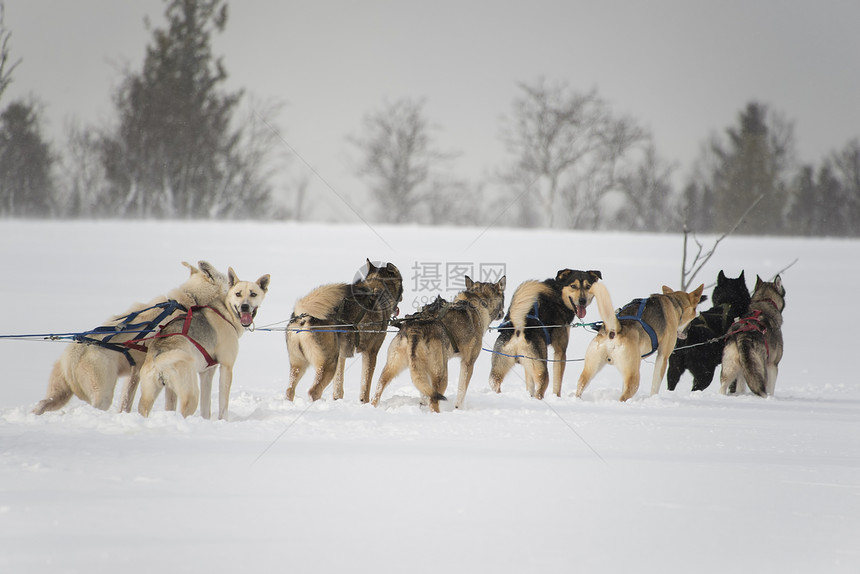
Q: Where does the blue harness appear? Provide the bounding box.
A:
[498,302,552,345]
[616,298,658,358]
[73,299,187,366]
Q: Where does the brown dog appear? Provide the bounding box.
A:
[285,260,403,403]
[371,276,506,412]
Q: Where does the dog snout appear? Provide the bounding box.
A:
[240,303,252,313]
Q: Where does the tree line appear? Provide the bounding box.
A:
[1,0,858,237]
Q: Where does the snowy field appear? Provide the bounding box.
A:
[1,220,858,573]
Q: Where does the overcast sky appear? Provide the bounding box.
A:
[6,0,860,217]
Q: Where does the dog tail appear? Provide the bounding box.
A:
[590,282,620,337]
[294,283,351,320]
[738,336,768,397]
[509,281,553,334]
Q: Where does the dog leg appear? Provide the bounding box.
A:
[307,364,336,402]
[488,338,515,393]
[33,362,74,415]
[666,356,683,392]
[551,328,570,397]
[286,362,307,402]
[119,367,141,413]
[359,352,379,404]
[371,338,408,407]
[332,356,347,401]
[576,338,607,399]
[719,342,740,395]
[766,364,778,396]
[218,364,233,420]
[650,352,671,396]
[137,366,161,418]
[198,369,215,419]
[454,353,478,409]
[164,388,178,411]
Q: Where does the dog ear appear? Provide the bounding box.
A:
[464,275,474,289]
[588,270,602,281]
[497,275,506,291]
[699,294,709,304]
[773,274,784,295]
[718,270,727,282]
[739,270,745,282]
[555,269,572,282]
[754,275,764,292]
[228,267,239,287]
[366,258,377,272]
[182,261,199,276]
[691,283,705,302]
[662,285,673,294]
[256,274,271,293]
[386,262,399,274]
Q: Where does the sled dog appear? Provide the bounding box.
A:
[576,283,704,401]
[667,270,751,392]
[371,276,506,412]
[489,269,602,399]
[719,275,785,397]
[33,261,229,415]
[285,260,403,403]
[137,268,270,419]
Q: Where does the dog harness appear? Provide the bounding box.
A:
[74,299,187,367]
[726,309,769,359]
[142,305,233,368]
[616,298,659,358]
[497,301,552,346]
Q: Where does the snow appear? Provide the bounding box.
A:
[1,220,858,573]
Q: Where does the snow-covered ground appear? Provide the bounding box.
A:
[1,220,858,573]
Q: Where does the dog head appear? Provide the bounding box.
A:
[557,269,602,319]
[226,268,271,328]
[356,259,404,317]
[662,283,705,340]
[752,274,785,311]
[464,275,507,321]
[180,260,231,305]
[713,270,751,314]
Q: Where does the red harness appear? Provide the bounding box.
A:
[126,305,232,368]
[726,299,780,359]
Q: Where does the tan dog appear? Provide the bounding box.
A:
[576,283,704,401]
[371,276,506,412]
[137,268,270,419]
[285,260,403,403]
[33,261,229,415]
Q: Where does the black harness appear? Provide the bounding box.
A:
[73,300,187,367]
[497,301,552,345]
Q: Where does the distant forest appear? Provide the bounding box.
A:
[1,0,858,237]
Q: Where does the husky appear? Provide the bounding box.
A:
[489,269,602,399]
[667,271,751,392]
[575,282,704,401]
[719,275,785,397]
[285,260,403,403]
[371,276,506,412]
[137,268,270,419]
[32,261,229,415]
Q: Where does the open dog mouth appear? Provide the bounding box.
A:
[236,306,257,328]
[569,296,587,319]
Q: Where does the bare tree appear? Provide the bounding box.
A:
[350,97,465,224]
[499,79,649,229]
[0,3,21,105]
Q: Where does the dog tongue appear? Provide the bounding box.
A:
[576,305,587,319]
[240,312,254,327]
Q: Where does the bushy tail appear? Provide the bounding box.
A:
[739,337,768,397]
[294,283,350,320]
[590,282,620,336]
[509,281,553,333]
